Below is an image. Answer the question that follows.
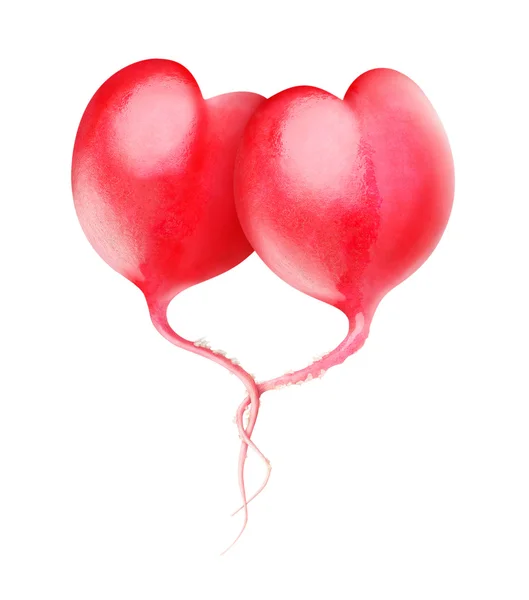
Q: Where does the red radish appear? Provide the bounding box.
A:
[233,68,454,504]
[71,59,268,550]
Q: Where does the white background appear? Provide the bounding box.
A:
[1,1,528,598]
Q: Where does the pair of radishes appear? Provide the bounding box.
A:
[71,59,454,551]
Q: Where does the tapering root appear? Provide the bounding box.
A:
[147,297,265,554]
[230,398,272,517]
[226,312,370,519]
[221,396,271,553]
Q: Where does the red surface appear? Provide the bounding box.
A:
[72,59,263,307]
[235,68,454,329]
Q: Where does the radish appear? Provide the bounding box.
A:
[71,59,268,550]
[233,68,454,505]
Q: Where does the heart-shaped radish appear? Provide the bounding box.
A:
[73,59,263,305]
[72,59,267,548]
[233,69,454,483]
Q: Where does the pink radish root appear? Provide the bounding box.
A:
[147,298,269,553]
[259,312,367,392]
[231,310,370,515]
